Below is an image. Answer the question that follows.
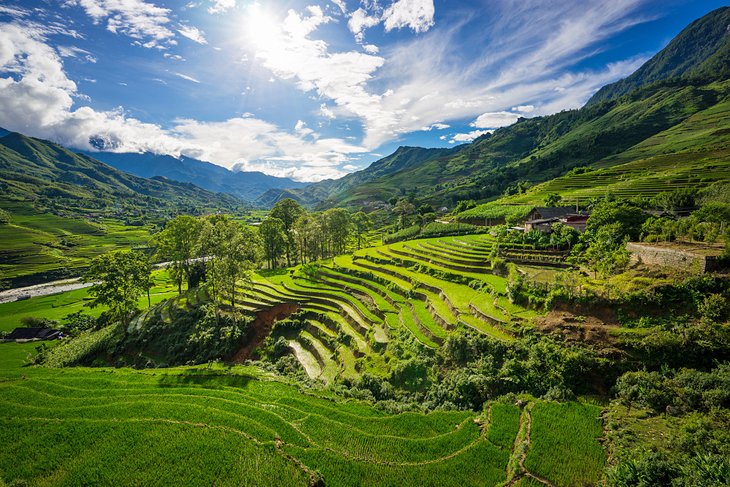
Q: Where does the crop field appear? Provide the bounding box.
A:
[0,200,154,285]
[479,96,730,209]
[220,234,544,381]
[0,345,605,486]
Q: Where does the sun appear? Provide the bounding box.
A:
[244,4,280,49]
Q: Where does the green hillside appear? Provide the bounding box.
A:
[0,345,605,487]
[278,7,730,210]
[588,7,730,104]
[0,133,242,286]
[459,87,730,217]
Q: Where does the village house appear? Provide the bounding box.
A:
[523,207,590,233]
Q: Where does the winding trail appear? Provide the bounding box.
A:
[505,403,556,487]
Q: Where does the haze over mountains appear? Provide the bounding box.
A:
[85,151,307,202]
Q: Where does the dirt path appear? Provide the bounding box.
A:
[505,403,556,487]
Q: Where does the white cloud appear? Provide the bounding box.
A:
[382,0,435,33]
[348,8,380,40]
[65,0,175,48]
[319,103,336,119]
[362,43,379,54]
[512,105,535,113]
[208,0,235,14]
[0,5,31,18]
[163,52,184,61]
[174,72,200,83]
[450,130,491,143]
[471,111,520,129]
[177,25,207,44]
[0,22,368,182]
[421,122,449,131]
[331,0,347,14]
[56,45,97,63]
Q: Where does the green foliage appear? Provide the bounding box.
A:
[151,215,203,293]
[38,324,119,367]
[615,365,730,415]
[83,249,152,327]
[543,193,563,207]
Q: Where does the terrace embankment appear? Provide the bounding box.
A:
[231,302,299,362]
[626,241,723,274]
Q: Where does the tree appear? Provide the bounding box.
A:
[322,208,352,256]
[586,200,647,241]
[83,250,151,329]
[199,216,262,309]
[152,215,202,294]
[544,193,563,207]
[270,198,305,267]
[393,199,416,230]
[259,217,286,269]
[351,211,372,250]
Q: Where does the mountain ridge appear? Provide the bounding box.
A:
[83,150,307,203]
[276,7,730,210]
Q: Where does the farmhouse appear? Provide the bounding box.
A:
[523,208,590,233]
[4,327,62,342]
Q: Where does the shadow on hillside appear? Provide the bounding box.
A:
[156,370,255,390]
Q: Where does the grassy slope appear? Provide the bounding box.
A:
[0,344,605,487]
[460,89,730,216]
[0,132,242,285]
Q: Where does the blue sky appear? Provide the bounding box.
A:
[0,0,725,181]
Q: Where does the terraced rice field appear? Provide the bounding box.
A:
[234,234,541,381]
[0,345,605,486]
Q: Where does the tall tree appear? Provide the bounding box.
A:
[152,215,202,294]
[322,208,352,256]
[270,198,305,267]
[352,211,372,250]
[258,217,286,269]
[83,250,151,329]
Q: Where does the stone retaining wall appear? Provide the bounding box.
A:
[626,242,720,274]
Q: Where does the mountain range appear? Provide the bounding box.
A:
[0,132,241,219]
[259,6,730,210]
[85,151,307,202]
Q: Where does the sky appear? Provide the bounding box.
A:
[0,0,726,181]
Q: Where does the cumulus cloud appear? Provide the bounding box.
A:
[0,22,366,182]
[64,0,175,48]
[382,0,435,33]
[177,25,207,44]
[450,130,491,143]
[208,0,235,14]
[471,111,520,129]
[331,0,348,14]
[348,8,380,41]
[421,122,449,131]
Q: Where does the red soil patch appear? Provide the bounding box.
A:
[231,302,299,362]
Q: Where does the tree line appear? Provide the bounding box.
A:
[81,199,372,327]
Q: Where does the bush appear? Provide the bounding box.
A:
[698,294,729,323]
[20,316,58,328]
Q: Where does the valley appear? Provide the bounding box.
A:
[0,4,729,487]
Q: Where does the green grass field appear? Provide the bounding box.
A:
[0,269,178,332]
[0,200,154,284]
[0,344,606,486]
